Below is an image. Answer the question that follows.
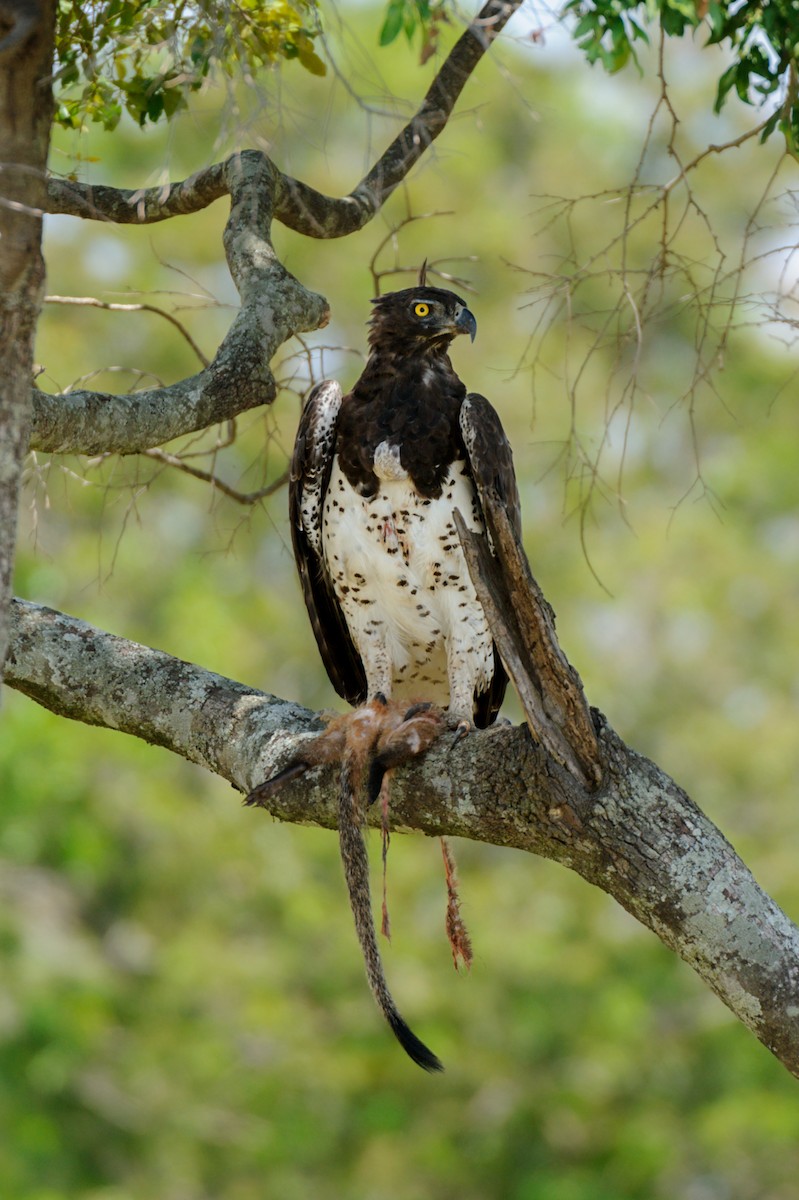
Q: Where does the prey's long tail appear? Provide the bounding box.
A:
[339,756,443,1073]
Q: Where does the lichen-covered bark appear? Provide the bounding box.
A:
[0,0,54,690]
[6,597,799,1080]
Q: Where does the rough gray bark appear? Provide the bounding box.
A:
[6,597,799,1081]
[0,0,54,689]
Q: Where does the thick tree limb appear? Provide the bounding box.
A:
[6,597,799,1080]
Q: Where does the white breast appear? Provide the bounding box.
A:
[321,456,494,710]
[373,441,408,482]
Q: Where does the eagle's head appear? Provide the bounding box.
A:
[368,286,477,355]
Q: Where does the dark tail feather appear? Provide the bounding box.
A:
[339,758,443,1072]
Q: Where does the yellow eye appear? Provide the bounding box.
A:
[414,302,430,317]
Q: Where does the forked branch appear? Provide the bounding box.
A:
[30,0,523,457]
[44,0,522,236]
[32,154,329,455]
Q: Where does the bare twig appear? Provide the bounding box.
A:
[142,447,288,504]
[44,294,211,368]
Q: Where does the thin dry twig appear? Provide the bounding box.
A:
[508,36,790,551]
[44,295,211,367]
[142,447,288,505]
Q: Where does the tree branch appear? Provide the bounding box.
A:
[44,294,211,368]
[28,1,522,457]
[142,447,289,504]
[43,1,523,238]
[6,597,799,1079]
[276,0,524,238]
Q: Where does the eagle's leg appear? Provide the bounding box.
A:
[356,625,396,706]
[445,638,482,737]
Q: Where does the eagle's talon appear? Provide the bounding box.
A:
[244,758,308,806]
[448,719,472,750]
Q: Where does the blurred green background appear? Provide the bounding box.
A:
[4,5,799,1196]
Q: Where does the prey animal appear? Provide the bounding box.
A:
[252,284,521,1069]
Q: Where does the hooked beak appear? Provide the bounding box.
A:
[455,306,477,342]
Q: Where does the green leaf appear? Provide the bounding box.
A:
[733,60,752,104]
[297,41,327,75]
[379,0,406,46]
[714,61,738,112]
[53,0,330,129]
[628,18,649,44]
[573,12,600,41]
[705,1,729,46]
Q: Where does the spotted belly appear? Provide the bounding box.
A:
[322,456,494,714]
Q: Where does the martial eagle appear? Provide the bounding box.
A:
[290,284,521,728]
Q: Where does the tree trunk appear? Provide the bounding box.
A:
[0,0,55,693]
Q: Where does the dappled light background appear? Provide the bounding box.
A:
[4,2,799,1195]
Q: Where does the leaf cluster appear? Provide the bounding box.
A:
[378,0,451,66]
[54,0,326,131]
[564,0,799,147]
